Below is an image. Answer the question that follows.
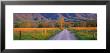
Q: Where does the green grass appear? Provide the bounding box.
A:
[69,30,97,40]
[14,29,61,40]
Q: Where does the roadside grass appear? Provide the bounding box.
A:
[14,28,61,40]
[67,27,97,40]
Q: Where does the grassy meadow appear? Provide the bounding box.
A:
[68,27,97,40]
[14,28,61,40]
[14,27,97,40]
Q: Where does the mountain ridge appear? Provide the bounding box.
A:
[14,13,97,22]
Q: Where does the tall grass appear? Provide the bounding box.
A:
[14,28,61,40]
[74,30,97,40]
[68,27,97,40]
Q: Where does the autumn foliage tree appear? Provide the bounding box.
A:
[58,16,65,30]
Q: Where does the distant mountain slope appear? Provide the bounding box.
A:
[14,13,97,22]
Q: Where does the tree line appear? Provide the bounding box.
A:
[14,20,97,28]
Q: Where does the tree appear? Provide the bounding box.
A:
[38,21,43,28]
[14,20,37,28]
[74,22,80,27]
[14,22,22,28]
[58,16,64,30]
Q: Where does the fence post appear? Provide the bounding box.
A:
[45,28,47,36]
[93,32,96,40]
[19,31,21,40]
